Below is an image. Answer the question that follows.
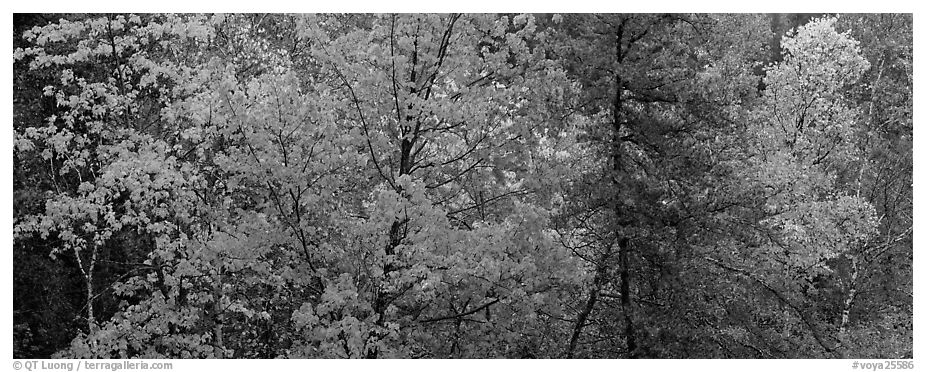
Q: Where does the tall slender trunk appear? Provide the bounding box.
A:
[74,244,97,330]
[611,66,638,358]
[566,43,639,356]
[838,254,859,339]
[85,269,95,329]
[213,270,225,357]
[618,236,636,357]
[566,245,611,358]
[89,246,97,327]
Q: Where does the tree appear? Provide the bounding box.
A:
[284,13,582,358]
[835,13,912,358]
[702,17,881,358]
[12,13,912,359]
[547,13,769,358]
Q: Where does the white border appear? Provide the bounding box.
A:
[4,0,920,14]
[4,4,922,371]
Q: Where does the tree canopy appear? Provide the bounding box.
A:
[12,13,912,359]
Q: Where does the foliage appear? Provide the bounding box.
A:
[12,13,912,359]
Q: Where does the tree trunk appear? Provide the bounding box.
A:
[838,254,859,340]
[610,49,638,357]
[74,244,97,330]
[618,237,637,357]
[566,245,611,358]
[213,271,225,357]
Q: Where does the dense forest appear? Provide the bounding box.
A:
[12,13,912,359]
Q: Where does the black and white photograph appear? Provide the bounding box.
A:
[9,8,915,367]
